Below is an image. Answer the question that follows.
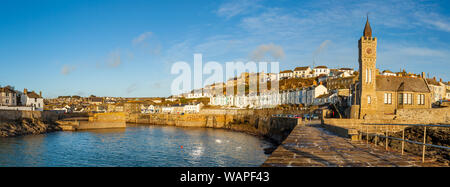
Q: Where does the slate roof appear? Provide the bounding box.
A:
[0,87,15,93]
[26,91,42,98]
[294,66,310,71]
[376,76,430,93]
[280,70,293,73]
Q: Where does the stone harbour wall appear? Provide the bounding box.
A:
[322,107,450,139]
[127,109,303,144]
[396,107,450,124]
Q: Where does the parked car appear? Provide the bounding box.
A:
[312,114,319,120]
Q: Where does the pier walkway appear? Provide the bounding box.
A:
[262,121,444,167]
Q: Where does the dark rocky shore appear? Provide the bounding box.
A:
[367,126,450,166]
[0,118,61,137]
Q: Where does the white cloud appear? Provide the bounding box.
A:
[132,32,153,45]
[416,13,450,32]
[399,47,446,57]
[61,65,76,75]
[107,50,121,68]
[216,0,261,19]
[126,83,138,94]
[250,43,285,61]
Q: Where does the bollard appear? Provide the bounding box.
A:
[366,125,369,145]
[375,126,378,146]
[422,126,427,163]
[401,128,405,155]
[385,128,388,151]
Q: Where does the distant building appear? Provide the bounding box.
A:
[89,97,103,105]
[381,70,396,76]
[20,88,44,111]
[0,86,17,106]
[426,77,446,103]
[313,66,330,77]
[327,76,358,90]
[279,70,293,80]
[183,103,204,113]
[338,68,355,75]
[293,67,311,78]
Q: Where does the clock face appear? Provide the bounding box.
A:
[366,48,372,55]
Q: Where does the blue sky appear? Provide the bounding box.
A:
[0,0,449,98]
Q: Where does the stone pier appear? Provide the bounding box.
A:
[262,120,445,167]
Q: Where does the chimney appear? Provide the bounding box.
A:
[433,77,436,81]
[24,88,27,94]
[439,78,442,83]
[421,72,426,78]
[39,91,42,97]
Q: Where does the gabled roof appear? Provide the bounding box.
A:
[0,87,15,93]
[280,70,293,73]
[294,66,310,71]
[376,76,430,93]
[426,78,441,86]
[26,91,42,98]
[90,97,103,102]
[314,66,328,69]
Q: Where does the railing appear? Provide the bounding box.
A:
[360,123,450,163]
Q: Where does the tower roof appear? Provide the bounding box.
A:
[363,16,372,37]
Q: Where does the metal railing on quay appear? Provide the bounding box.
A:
[360,123,450,163]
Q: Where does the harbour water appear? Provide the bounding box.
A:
[0,124,273,167]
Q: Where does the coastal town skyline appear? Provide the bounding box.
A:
[1,0,449,98]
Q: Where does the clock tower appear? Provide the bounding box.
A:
[358,16,377,118]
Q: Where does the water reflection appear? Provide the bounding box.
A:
[0,124,272,167]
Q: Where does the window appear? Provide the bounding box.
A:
[369,69,372,83]
[365,69,368,83]
[417,94,425,105]
[400,93,413,105]
[367,96,371,104]
[384,93,392,104]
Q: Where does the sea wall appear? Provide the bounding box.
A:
[396,107,450,124]
[57,112,127,131]
[0,110,62,137]
[0,110,64,122]
[127,109,303,144]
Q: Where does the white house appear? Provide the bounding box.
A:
[294,67,312,78]
[338,68,355,75]
[20,89,44,111]
[313,66,330,77]
[305,84,328,106]
[279,70,293,80]
[381,70,396,76]
[161,106,174,113]
[183,103,204,113]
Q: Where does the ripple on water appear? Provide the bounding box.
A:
[0,125,272,167]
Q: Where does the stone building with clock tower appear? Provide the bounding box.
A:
[357,17,378,118]
[351,17,431,119]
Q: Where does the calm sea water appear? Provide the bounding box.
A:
[0,124,273,167]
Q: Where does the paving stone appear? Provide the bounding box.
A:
[262,123,447,167]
